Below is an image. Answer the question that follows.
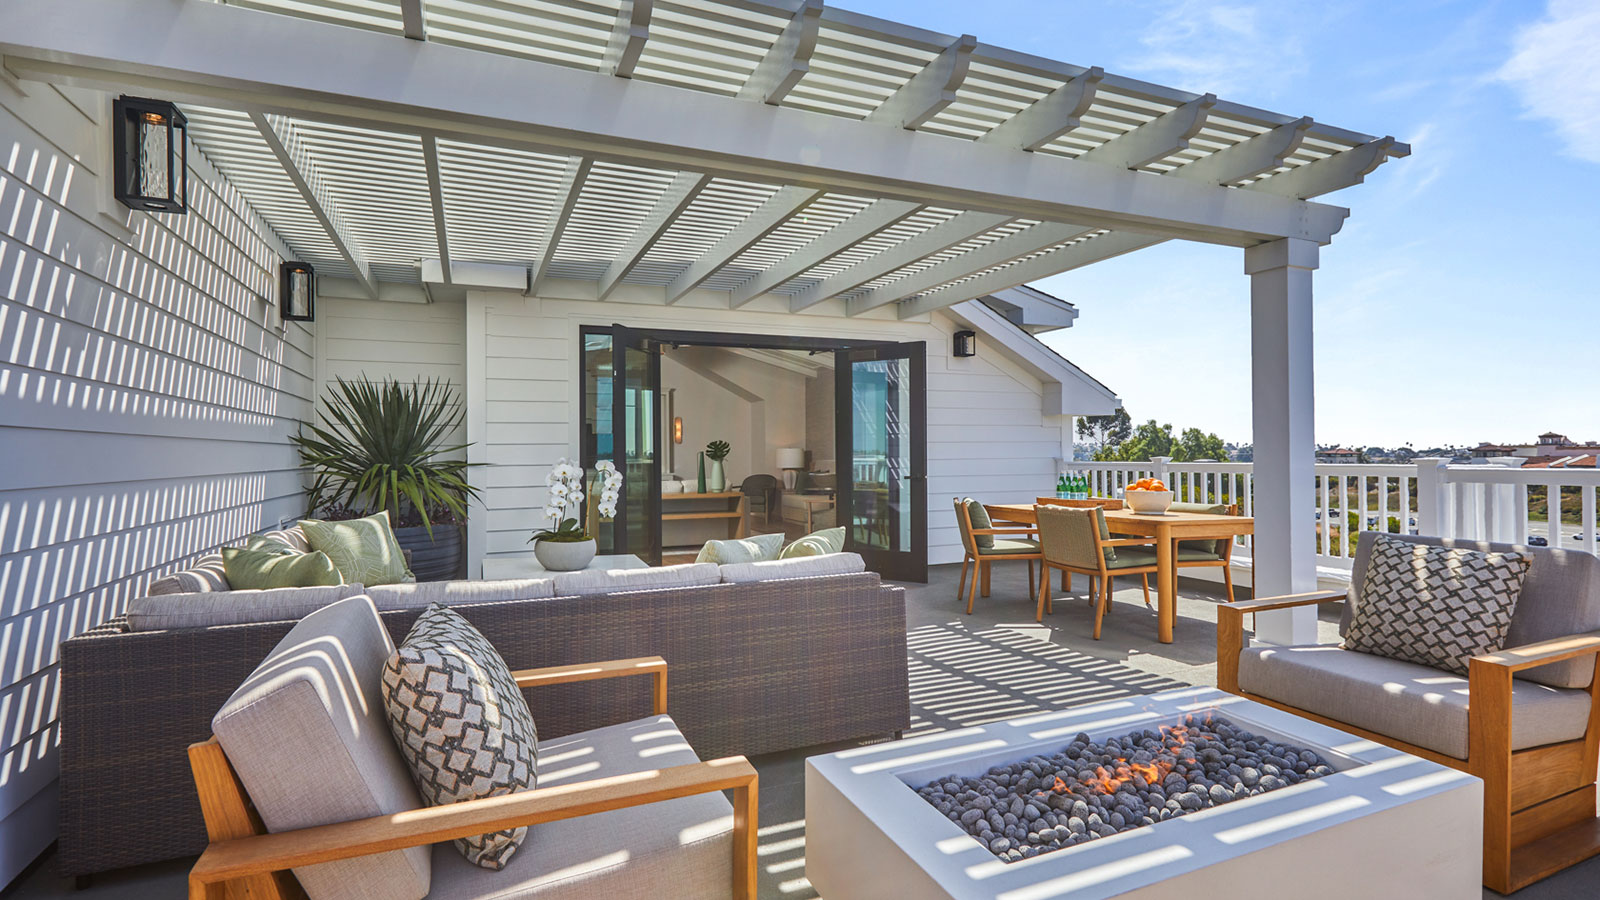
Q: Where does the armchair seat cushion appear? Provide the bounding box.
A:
[976,538,1039,556]
[1238,643,1592,760]
[428,714,732,900]
[1175,547,1226,563]
[1104,548,1159,570]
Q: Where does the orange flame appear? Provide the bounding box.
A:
[1037,723,1195,798]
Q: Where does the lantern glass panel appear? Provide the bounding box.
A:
[172,121,186,207]
[138,112,170,201]
[287,270,312,318]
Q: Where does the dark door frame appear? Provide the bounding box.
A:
[835,341,929,582]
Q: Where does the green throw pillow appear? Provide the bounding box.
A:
[696,532,786,564]
[780,526,846,559]
[300,512,415,587]
[221,547,342,590]
[242,534,297,555]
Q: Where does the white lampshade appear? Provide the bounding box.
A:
[776,448,806,470]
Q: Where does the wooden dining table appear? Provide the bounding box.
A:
[985,502,1253,644]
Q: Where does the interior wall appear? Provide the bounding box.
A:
[661,347,808,484]
[806,367,835,470]
[0,82,311,885]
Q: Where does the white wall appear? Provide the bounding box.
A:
[662,347,808,482]
[0,82,310,884]
[465,290,1069,570]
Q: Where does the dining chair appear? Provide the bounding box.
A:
[1167,502,1242,603]
[954,498,1039,614]
[1033,505,1161,638]
[740,474,778,523]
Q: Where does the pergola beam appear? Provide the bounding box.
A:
[1077,94,1217,171]
[978,66,1102,152]
[790,210,1011,312]
[864,33,977,130]
[421,134,451,285]
[598,171,709,300]
[604,0,653,79]
[0,0,1354,246]
[529,157,591,294]
[666,185,822,304]
[737,0,822,105]
[1248,137,1403,199]
[849,221,1095,316]
[730,198,922,307]
[249,111,377,299]
[897,231,1159,319]
[399,0,426,41]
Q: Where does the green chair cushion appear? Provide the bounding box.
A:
[1167,502,1232,555]
[964,499,994,549]
[221,547,343,589]
[977,538,1039,556]
[1177,546,1226,562]
[1105,548,1160,570]
[779,526,846,559]
[300,511,415,587]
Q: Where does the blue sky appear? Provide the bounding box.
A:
[853,0,1599,448]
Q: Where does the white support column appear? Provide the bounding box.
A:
[1247,237,1320,645]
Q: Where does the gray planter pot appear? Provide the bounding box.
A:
[533,538,597,572]
[393,523,464,582]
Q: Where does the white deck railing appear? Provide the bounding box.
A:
[1073,457,1600,573]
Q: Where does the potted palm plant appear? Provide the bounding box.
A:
[291,376,482,581]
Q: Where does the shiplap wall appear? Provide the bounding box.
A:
[464,292,1068,572]
[0,83,309,885]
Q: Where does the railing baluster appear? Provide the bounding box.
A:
[1514,484,1529,544]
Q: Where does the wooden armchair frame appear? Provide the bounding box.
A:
[188,656,758,900]
[1218,593,1600,894]
[1032,507,1160,639]
[953,499,1040,614]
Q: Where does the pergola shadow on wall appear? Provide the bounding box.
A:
[1,0,1410,639]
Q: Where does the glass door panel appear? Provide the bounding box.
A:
[615,326,662,565]
[835,342,926,581]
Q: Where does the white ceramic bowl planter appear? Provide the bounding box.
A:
[1124,489,1174,515]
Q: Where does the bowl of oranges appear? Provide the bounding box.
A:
[1124,479,1173,515]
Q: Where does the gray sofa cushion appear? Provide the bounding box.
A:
[1239,643,1592,760]
[125,584,366,631]
[427,714,731,900]
[147,553,229,595]
[718,552,867,583]
[551,563,720,596]
[212,595,431,900]
[1342,532,1600,689]
[365,579,555,610]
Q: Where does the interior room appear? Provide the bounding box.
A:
[660,343,837,562]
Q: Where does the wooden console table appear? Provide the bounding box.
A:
[663,491,749,539]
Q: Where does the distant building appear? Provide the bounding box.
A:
[1317,448,1361,463]
[1471,431,1600,463]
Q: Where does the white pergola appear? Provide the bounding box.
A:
[0,0,1409,641]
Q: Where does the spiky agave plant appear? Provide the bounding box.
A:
[290,376,483,534]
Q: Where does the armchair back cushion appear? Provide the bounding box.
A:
[961,499,993,549]
[1342,532,1600,689]
[1167,502,1231,555]
[212,595,430,900]
[1036,505,1113,569]
[1343,534,1531,676]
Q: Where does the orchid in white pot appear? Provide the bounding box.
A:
[528,459,623,571]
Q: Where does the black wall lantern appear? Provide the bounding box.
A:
[953,330,977,358]
[113,96,188,214]
[280,262,315,322]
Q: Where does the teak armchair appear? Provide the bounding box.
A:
[1219,593,1600,894]
[1169,502,1242,603]
[1032,505,1161,638]
[189,656,759,900]
[955,498,1040,614]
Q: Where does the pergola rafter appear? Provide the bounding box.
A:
[1076,94,1217,171]
[398,0,424,41]
[790,211,1013,312]
[666,185,823,304]
[737,0,822,106]
[863,33,977,130]
[420,134,451,285]
[598,171,709,300]
[978,66,1103,152]
[249,111,377,299]
[850,222,1097,316]
[604,0,653,79]
[729,199,923,307]
[897,231,1158,319]
[529,157,592,295]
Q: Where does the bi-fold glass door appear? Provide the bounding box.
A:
[580,325,662,564]
[835,342,927,581]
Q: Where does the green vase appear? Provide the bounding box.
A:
[696,451,707,494]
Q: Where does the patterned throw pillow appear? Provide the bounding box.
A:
[220,547,342,589]
[695,532,785,564]
[300,512,415,586]
[1343,535,1532,675]
[779,526,846,559]
[381,604,538,870]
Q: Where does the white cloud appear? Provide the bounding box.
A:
[1124,1,1309,98]
[1497,0,1600,164]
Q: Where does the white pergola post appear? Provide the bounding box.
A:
[1247,238,1321,645]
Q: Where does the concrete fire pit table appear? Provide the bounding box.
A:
[806,687,1481,900]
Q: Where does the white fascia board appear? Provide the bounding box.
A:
[949,299,1119,417]
[0,0,1352,247]
[420,259,528,291]
[982,285,1078,333]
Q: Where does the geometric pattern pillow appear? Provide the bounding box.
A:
[1343,534,1532,675]
[381,604,538,870]
[300,511,415,586]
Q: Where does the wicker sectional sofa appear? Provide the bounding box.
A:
[56,559,909,879]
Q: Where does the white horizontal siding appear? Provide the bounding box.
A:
[0,83,309,886]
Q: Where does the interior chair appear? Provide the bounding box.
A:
[1033,505,1161,638]
[740,473,778,523]
[187,595,758,900]
[1167,501,1243,603]
[1217,532,1600,894]
[954,498,1039,615]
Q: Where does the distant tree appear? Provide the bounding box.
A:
[1095,419,1175,461]
[1174,428,1227,462]
[1076,409,1132,452]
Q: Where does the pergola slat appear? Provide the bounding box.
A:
[848,221,1096,316]
[897,231,1160,319]
[730,198,923,306]
[666,185,823,303]
[789,210,1011,312]
[598,170,710,299]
